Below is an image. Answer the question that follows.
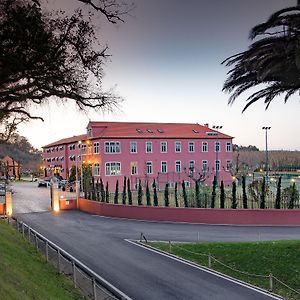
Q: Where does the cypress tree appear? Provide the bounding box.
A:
[260,177,266,209]
[114,180,119,204]
[220,180,225,209]
[195,181,201,208]
[288,182,296,209]
[275,176,281,209]
[242,176,248,209]
[175,182,179,207]
[91,177,96,201]
[182,180,188,208]
[105,181,109,203]
[96,179,100,201]
[231,181,237,209]
[122,176,127,205]
[146,181,151,206]
[137,179,143,205]
[127,178,133,205]
[164,183,169,207]
[100,178,105,202]
[211,176,217,208]
[17,161,21,180]
[12,159,16,178]
[153,180,159,206]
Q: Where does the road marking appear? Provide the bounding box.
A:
[125,239,282,300]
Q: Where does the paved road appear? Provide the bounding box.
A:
[12,183,300,300]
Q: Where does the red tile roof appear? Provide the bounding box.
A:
[43,122,232,148]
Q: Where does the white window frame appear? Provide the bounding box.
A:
[160,141,167,153]
[226,142,232,152]
[175,160,181,173]
[94,142,99,154]
[146,161,153,174]
[130,141,137,153]
[215,141,220,152]
[189,160,195,171]
[161,161,167,173]
[105,141,121,154]
[215,160,220,171]
[93,163,100,176]
[188,141,195,152]
[202,160,208,171]
[202,142,208,152]
[131,162,138,175]
[146,142,152,153]
[105,162,121,176]
[175,141,181,153]
[226,160,232,171]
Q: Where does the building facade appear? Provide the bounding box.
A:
[42,122,234,190]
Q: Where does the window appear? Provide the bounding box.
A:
[146,142,152,153]
[93,163,100,176]
[105,162,121,176]
[130,142,137,153]
[175,141,181,152]
[226,160,232,171]
[161,161,167,173]
[189,160,195,171]
[215,160,220,171]
[146,128,153,133]
[94,142,99,154]
[184,181,190,188]
[146,161,153,174]
[202,160,208,171]
[87,128,92,138]
[188,142,195,152]
[202,142,208,152]
[81,144,86,154]
[131,162,138,175]
[175,161,181,173]
[226,142,232,152]
[59,146,64,151]
[215,142,220,152]
[160,141,167,153]
[69,144,75,151]
[105,141,121,153]
[87,144,92,155]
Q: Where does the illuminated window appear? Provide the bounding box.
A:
[93,163,100,176]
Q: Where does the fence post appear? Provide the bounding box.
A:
[92,277,97,300]
[57,249,61,272]
[28,228,31,243]
[208,254,212,268]
[72,261,77,288]
[22,222,24,238]
[269,273,273,291]
[35,233,38,250]
[45,241,49,262]
[169,241,171,253]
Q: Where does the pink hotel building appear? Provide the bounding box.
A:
[42,121,234,190]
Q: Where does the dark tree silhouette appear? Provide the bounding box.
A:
[220,180,225,209]
[182,180,188,208]
[223,4,300,111]
[260,177,266,209]
[174,182,179,207]
[242,176,248,209]
[211,176,217,208]
[137,179,143,205]
[164,183,169,207]
[146,181,151,206]
[122,176,127,205]
[153,180,159,206]
[275,176,282,209]
[231,181,237,209]
[127,177,132,205]
[114,179,119,204]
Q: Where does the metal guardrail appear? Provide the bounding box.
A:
[12,218,131,300]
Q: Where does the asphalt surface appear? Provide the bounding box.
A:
[12,182,300,300]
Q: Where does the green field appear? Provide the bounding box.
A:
[0,220,85,300]
[149,240,300,300]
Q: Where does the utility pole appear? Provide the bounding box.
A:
[262,127,271,183]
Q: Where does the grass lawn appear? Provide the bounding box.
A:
[0,220,85,300]
[149,240,300,300]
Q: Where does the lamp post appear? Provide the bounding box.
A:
[212,125,222,185]
[262,126,271,183]
[78,140,82,198]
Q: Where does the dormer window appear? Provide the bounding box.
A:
[157,128,164,133]
[87,127,92,138]
[146,129,153,133]
[136,129,143,133]
[192,129,199,133]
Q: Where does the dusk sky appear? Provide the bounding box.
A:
[18,0,299,150]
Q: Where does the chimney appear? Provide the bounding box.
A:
[204,123,209,128]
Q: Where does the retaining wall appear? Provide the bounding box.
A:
[0,203,5,215]
[77,199,300,225]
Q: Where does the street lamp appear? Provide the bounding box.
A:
[262,126,271,183]
[212,125,222,184]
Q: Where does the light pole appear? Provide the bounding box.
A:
[78,140,82,197]
[262,126,271,183]
[212,125,222,185]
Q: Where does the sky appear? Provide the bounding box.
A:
[18,0,299,151]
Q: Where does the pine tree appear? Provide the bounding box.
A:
[220,180,225,209]
[127,178,132,205]
[175,182,179,207]
[288,182,296,209]
[137,179,143,205]
[122,176,127,205]
[275,176,281,209]
[164,183,169,207]
[114,180,119,204]
[100,178,105,202]
[153,180,159,206]
[231,181,237,209]
[105,181,109,203]
[195,181,201,208]
[211,176,217,208]
[260,177,266,209]
[242,176,248,209]
[146,181,151,206]
[182,180,188,208]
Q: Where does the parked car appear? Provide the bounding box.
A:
[37,179,51,187]
[0,183,5,196]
